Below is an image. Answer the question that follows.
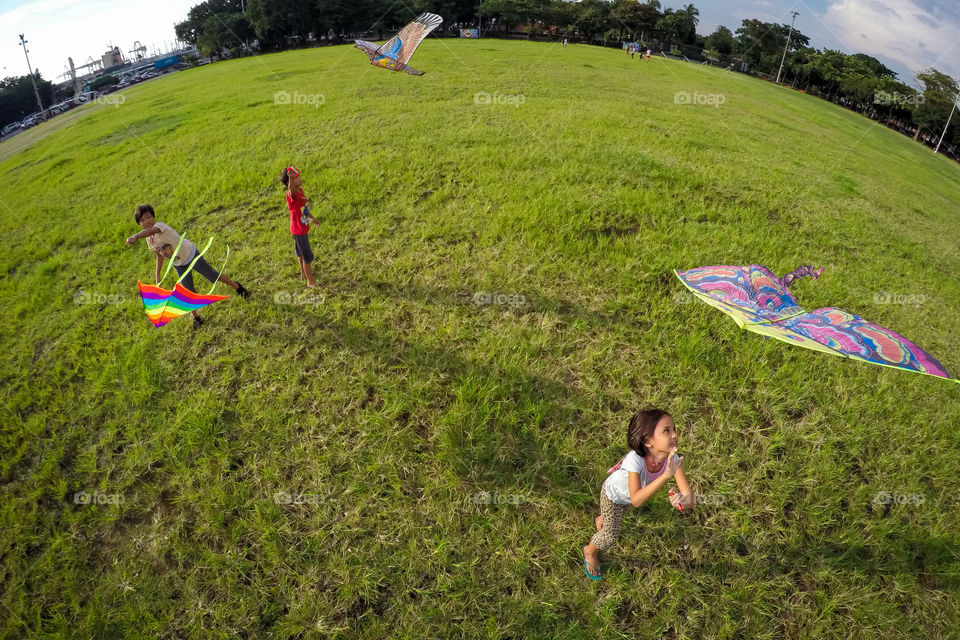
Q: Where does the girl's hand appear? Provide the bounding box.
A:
[669,489,684,511]
[126,235,138,245]
[664,448,683,478]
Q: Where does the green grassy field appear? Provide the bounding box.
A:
[2,39,959,639]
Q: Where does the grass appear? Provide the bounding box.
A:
[1,39,959,639]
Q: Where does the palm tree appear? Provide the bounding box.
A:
[682,3,699,27]
[647,0,661,9]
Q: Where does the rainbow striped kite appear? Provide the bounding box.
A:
[138,281,228,328]
[137,236,230,328]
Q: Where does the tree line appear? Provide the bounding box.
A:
[2,0,956,151]
[172,0,958,152]
[0,74,61,129]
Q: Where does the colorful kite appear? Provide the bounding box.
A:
[354,13,443,76]
[675,264,957,383]
[138,237,230,328]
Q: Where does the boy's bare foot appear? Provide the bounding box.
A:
[595,516,603,532]
[306,281,316,288]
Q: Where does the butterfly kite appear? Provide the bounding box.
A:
[354,13,443,76]
[675,264,957,383]
[138,237,230,328]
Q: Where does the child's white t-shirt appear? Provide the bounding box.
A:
[146,222,196,267]
[604,451,680,505]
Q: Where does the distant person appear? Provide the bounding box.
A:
[125,204,250,329]
[646,48,652,59]
[581,408,694,580]
[280,166,321,289]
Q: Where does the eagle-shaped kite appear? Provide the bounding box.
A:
[354,13,443,76]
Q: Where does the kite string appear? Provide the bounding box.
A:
[175,237,214,286]
[156,234,185,285]
[206,245,230,296]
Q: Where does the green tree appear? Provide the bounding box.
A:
[913,68,959,140]
[198,13,251,57]
[245,0,317,49]
[705,25,733,55]
[0,73,54,127]
[609,0,661,41]
[678,3,699,44]
[656,12,687,49]
[479,0,550,35]
[174,0,244,46]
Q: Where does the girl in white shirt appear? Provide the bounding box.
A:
[581,408,694,580]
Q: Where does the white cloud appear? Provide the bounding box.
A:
[1,0,197,82]
[820,0,960,86]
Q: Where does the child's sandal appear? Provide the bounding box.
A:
[581,548,602,581]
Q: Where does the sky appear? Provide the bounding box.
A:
[696,0,960,89]
[0,0,196,83]
[0,0,958,88]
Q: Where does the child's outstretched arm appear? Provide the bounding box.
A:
[155,254,163,283]
[126,227,161,245]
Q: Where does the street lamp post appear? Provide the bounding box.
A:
[775,11,799,85]
[18,34,45,118]
[934,90,959,154]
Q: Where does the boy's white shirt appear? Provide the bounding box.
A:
[146,222,196,267]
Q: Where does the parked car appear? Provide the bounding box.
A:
[2,122,22,136]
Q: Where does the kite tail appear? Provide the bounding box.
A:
[780,265,824,289]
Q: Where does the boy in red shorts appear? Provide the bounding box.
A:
[280,166,320,288]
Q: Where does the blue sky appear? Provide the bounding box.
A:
[1,0,958,88]
[696,0,960,88]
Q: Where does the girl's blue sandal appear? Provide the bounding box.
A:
[581,548,602,581]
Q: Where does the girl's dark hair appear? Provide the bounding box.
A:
[279,168,289,187]
[134,204,154,224]
[627,408,670,456]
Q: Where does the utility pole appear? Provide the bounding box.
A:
[934,90,958,154]
[18,34,45,118]
[775,11,799,85]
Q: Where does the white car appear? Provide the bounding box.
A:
[2,122,22,135]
